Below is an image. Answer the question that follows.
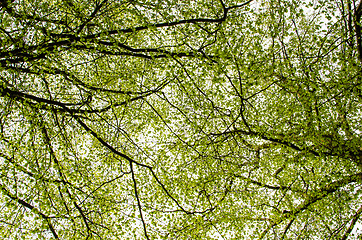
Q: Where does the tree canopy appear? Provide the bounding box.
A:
[0,0,362,239]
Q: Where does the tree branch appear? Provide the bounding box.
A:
[341,203,362,240]
[130,161,150,240]
[0,183,59,239]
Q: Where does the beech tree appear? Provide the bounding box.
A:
[0,0,361,239]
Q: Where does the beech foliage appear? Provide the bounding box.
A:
[0,0,362,239]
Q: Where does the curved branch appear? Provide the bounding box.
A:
[264,172,362,237]
[0,83,155,114]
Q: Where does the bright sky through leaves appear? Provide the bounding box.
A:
[0,0,361,239]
